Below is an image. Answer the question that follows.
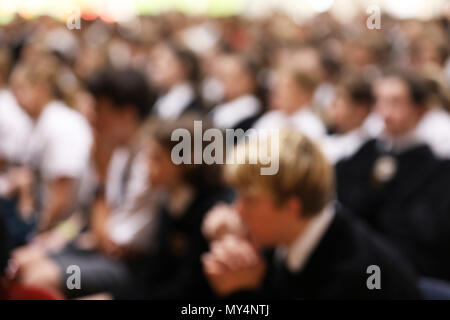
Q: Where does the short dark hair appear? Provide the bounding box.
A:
[383,70,429,107]
[86,68,154,121]
[340,74,375,107]
[164,42,201,84]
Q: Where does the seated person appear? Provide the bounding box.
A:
[252,67,326,142]
[150,42,203,120]
[8,55,93,235]
[336,70,450,281]
[202,129,421,299]
[322,74,375,164]
[113,116,234,299]
[11,68,157,296]
[209,53,263,131]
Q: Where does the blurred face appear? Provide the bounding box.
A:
[216,56,254,101]
[270,72,307,114]
[329,88,370,133]
[234,191,299,248]
[11,75,50,119]
[93,97,137,146]
[150,45,185,90]
[375,77,424,137]
[146,138,183,189]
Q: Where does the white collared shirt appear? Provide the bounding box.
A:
[212,94,261,129]
[25,100,93,181]
[378,128,425,154]
[277,203,335,273]
[154,82,195,121]
[253,107,326,142]
[416,108,450,159]
[363,112,385,138]
[0,88,33,164]
[322,126,372,164]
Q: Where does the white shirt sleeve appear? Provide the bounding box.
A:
[0,89,33,164]
[40,104,93,181]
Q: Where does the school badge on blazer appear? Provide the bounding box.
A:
[372,155,398,185]
[168,232,189,257]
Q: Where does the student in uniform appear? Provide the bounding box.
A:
[322,74,375,164]
[11,68,157,296]
[113,116,234,299]
[150,42,204,121]
[335,70,450,281]
[209,53,263,131]
[202,130,421,299]
[252,67,326,142]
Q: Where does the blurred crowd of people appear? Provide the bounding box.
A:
[0,9,450,299]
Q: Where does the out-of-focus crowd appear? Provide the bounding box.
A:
[0,9,450,299]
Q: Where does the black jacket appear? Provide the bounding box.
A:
[117,187,234,299]
[336,139,450,280]
[234,206,421,299]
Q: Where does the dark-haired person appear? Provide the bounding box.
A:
[209,53,263,131]
[113,116,234,299]
[79,67,158,254]
[202,130,421,299]
[149,43,204,120]
[336,71,450,281]
[322,75,375,164]
[11,67,158,296]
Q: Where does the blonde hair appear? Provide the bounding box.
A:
[225,130,334,217]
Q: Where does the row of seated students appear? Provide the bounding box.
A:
[1,53,450,298]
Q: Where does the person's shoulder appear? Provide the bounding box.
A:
[238,94,261,109]
[312,207,421,299]
[0,89,32,125]
[42,101,92,137]
[44,101,85,123]
[335,138,379,170]
[327,207,421,298]
[253,109,286,128]
[294,108,324,127]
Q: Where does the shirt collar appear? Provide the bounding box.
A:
[280,203,335,273]
[155,82,194,120]
[379,127,425,154]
